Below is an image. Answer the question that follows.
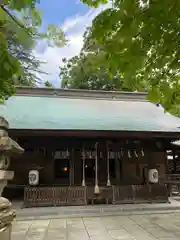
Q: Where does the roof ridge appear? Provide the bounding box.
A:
[15,86,148,101]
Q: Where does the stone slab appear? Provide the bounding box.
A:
[11,212,180,240]
[14,197,180,221]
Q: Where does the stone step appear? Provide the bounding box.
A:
[13,198,180,220]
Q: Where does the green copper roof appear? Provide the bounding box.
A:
[0,88,180,132]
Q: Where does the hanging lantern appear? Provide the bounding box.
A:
[29,170,39,186]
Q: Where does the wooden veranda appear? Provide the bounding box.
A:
[163,174,180,196]
[23,183,168,208]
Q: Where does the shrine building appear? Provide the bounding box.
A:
[0,86,180,207]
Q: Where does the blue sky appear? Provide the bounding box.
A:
[34,0,111,87]
[38,0,89,26]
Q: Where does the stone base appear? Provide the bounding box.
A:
[0,171,14,196]
[0,197,15,240]
[0,225,12,240]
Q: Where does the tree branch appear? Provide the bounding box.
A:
[0,5,32,37]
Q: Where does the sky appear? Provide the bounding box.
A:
[34,0,111,87]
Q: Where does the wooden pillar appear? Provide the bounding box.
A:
[164,150,169,174]
[173,151,176,173]
[74,149,82,185]
[115,151,121,184]
[134,148,141,178]
[69,148,74,186]
[99,142,107,184]
[136,160,141,177]
[146,150,153,181]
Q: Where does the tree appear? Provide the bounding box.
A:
[60,53,146,91]
[0,1,67,101]
[60,25,146,91]
[61,21,180,117]
[81,0,180,110]
[6,21,45,87]
[44,81,54,88]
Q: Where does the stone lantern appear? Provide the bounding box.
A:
[0,117,24,240]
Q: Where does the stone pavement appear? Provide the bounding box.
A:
[13,198,180,220]
[12,213,180,240]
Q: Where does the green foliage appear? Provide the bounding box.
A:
[169,106,180,118]
[81,0,108,7]
[61,53,125,90]
[60,51,146,91]
[81,0,180,110]
[60,24,146,92]
[44,81,54,88]
[45,24,68,48]
[0,1,67,101]
[6,20,45,87]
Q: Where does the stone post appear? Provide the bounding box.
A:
[0,117,24,240]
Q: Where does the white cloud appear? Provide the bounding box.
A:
[35,2,112,86]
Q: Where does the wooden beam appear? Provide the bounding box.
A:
[69,147,74,186]
[9,129,180,140]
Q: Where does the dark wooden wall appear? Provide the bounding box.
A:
[8,136,168,187]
